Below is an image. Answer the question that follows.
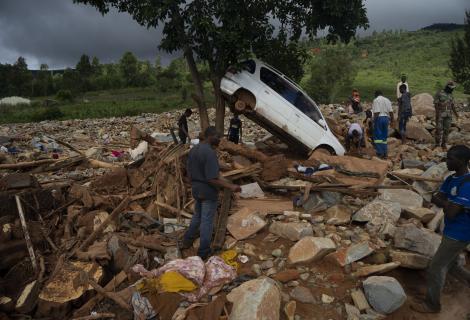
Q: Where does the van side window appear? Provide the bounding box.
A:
[242,60,256,74]
[260,67,297,105]
[294,92,323,125]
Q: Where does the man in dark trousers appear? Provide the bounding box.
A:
[182,126,241,259]
[227,113,243,144]
[178,108,193,143]
[398,84,412,144]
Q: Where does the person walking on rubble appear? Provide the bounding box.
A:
[227,113,243,144]
[181,126,241,260]
[412,145,470,314]
[398,84,412,144]
[434,81,458,150]
[372,90,393,159]
[178,108,193,144]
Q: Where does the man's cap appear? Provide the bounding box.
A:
[447,81,456,89]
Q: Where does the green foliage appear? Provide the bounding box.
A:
[119,51,139,87]
[32,106,64,122]
[304,46,357,103]
[449,11,470,93]
[56,89,74,102]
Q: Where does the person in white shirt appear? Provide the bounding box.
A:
[396,74,409,99]
[372,90,394,158]
[345,122,365,154]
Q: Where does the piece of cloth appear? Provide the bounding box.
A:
[373,116,389,157]
[425,236,470,311]
[131,291,157,320]
[183,199,218,258]
[184,256,237,302]
[220,250,239,270]
[158,271,197,293]
[187,142,220,201]
[372,95,393,117]
[439,173,470,241]
[396,81,409,98]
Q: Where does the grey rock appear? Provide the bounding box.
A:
[363,276,406,314]
[269,221,313,241]
[393,224,441,257]
[290,286,315,304]
[379,189,423,210]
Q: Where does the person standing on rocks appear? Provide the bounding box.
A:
[372,90,393,158]
[412,145,470,314]
[434,81,458,149]
[348,89,363,114]
[398,84,412,144]
[227,113,243,144]
[178,108,193,144]
[396,74,409,99]
[181,126,241,259]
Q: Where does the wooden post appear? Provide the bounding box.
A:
[15,195,38,272]
[212,188,232,250]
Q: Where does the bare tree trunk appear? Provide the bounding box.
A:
[212,76,225,135]
[184,47,210,131]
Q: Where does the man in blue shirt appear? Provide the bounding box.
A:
[181,126,241,260]
[412,145,470,313]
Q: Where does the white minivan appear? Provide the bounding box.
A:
[220,59,345,156]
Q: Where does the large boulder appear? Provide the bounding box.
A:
[352,199,401,238]
[227,277,281,320]
[288,237,336,264]
[379,189,423,210]
[411,93,435,119]
[405,121,433,143]
[363,276,407,314]
[413,162,451,202]
[269,221,313,241]
[393,224,441,257]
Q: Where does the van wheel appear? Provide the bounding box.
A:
[234,100,247,112]
[234,89,256,113]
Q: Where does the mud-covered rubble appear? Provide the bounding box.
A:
[0,99,469,320]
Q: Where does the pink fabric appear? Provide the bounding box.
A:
[132,256,237,302]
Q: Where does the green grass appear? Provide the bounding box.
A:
[0,86,214,124]
[336,29,468,102]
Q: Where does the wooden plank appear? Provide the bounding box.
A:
[351,289,370,311]
[212,188,233,250]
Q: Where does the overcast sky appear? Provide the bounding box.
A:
[0,0,468,69]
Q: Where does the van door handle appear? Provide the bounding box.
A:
[264,90,270,94]
[295,114,300,118]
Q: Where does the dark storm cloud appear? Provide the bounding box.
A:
[0,0,169,69]
[0,0,468,69]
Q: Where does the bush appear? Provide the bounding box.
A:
[304,46,357,104]
[32,106,64,122]
[56,89,74,102]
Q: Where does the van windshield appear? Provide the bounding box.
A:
[260,66,324,127]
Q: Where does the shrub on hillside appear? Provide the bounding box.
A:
[56,89,74,102]
[32,106,64,122]
[304,46,357,104]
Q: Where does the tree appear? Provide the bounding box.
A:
[119,51,138,87]
[11,57,32,97]
[75,0,368,132]
[449,11,470,93]
[304,46,357,104]
[76,54,93,91]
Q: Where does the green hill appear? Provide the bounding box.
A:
[333,29,467,102]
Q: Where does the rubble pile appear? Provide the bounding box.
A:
[0,98,469,320]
